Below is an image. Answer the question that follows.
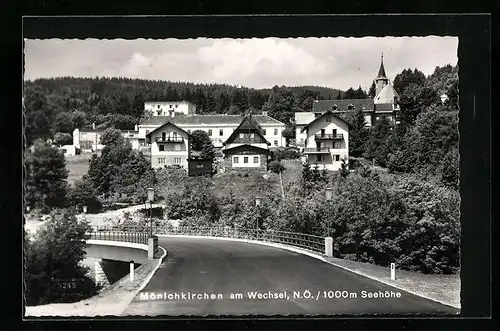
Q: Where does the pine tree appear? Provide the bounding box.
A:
[349,108,369,157]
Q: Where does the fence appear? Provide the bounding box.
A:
[90,225,325,255]
[88,230,150,245]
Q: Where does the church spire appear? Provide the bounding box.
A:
[376,52,388,80]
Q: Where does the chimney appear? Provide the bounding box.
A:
[92,122,96,130]
[134,124,138,131]
[262,111,268,116]
[172,111,175,118]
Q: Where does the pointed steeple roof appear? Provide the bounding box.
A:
[376,53,388,80]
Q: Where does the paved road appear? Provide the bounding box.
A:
[122,237,459,316]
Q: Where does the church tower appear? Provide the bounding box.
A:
[374,53,389,97]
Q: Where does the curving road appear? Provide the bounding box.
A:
[122,237,459,316]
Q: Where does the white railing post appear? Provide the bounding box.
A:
[130,260,134,282]
[390,263,396,280]
[325,237,333,257]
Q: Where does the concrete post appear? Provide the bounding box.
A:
[148,237,157,259]
[325,237,333,257]
[390,263,396,280]
[130,261,134,282]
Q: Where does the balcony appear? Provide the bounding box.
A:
[303,147,331,154]
[155,136,184,143]
[314,134,344,140]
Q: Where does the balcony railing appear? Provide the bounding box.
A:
[88,231,150,245]
[303,147,331,154]
[155,136,184,143]
[314,134,344,140]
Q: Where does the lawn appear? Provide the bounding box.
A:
[65,154,93,184]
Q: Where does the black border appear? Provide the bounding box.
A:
[10,12,493,331]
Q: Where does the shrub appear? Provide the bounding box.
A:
[24,209,100,305]
[268,160,285,174]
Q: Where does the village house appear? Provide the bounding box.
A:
[221,115,271,172]
[296,110,349,171]
[145,121,191,169]
[73,124,141,153]
[309,54,400,128]
[144,100,197,116]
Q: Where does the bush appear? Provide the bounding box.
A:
[24,209,100,305]
[272,147,301,161]
[268,160,285,174]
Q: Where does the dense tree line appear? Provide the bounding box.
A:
[343,64,459,189]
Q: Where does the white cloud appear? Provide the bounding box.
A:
[24,37,458,90]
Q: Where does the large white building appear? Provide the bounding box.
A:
[138,111,286,149]
[144,100,197,117]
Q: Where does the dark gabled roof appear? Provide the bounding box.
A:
[312,99,374,113]
[139,114,284,126]
[376,53,388,80]
[223,115,271,146]
[301,110,350,133]
[374,103,394,112]
[145,121,191,138]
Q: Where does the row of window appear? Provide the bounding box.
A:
[158,144,182,151]
[156,104,180,109]
[158,157,182,164]
[315,154,341,162]
[233,156,260,164]
[145,128,280,137]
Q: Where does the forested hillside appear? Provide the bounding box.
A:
[23,77,343,145]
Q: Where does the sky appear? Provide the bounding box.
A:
[24,37,458,91]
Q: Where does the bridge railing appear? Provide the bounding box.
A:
[91,225,325,255]
[88,230,149,245]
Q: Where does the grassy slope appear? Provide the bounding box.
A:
[65,154,93,184]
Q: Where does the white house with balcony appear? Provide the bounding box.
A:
[145,100,197,117]
[138,111,286,149]
[145,122,191,169]
[297,110,349,171]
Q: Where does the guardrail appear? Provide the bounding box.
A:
[88,231,150,245]
[90,225,325,255]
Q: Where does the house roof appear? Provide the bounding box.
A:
[374,83,399,104]
[376,53,388,80]
[139,114,284,126]
[223,115,271,146]
[374,103,394,112]
[145,121,191,138]
[301,110,350,133]
[312,99,374,113]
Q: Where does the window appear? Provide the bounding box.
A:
[274,140,278,146]
[175,105,179,108]
[239,133,245,139]
[326,115,332,122]
[172,132,177,138]
[169,105,173,108]
[158,157,166,164]
[250,133,255,138]
[335,155,340,162]
[174,144,181,151]
[332,129,337,135]
[317,154,323,161]
[208,129,213,136]
[146,130,150,135]
[174,157,181,164]
[159,144,165,152]
[157,105,160,109]
[219,129,223,136]
[274,128,278,135]
[244,157,249,164]
[233,156,239,164]
[262,128,267,135]
[162,132,166,140]
[332,105,338,111]
[253,156,259,163]
[348,104,354,110]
